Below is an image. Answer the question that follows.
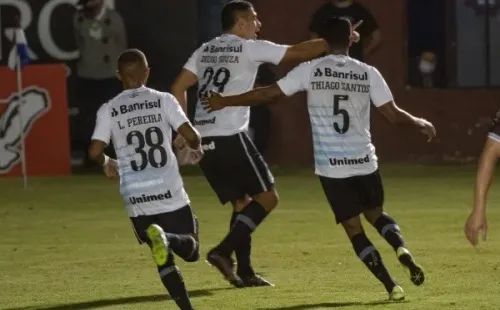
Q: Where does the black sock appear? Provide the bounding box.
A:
[374,214,405,251]
[158,255,194,310]
[165,233,199,262]
[351,233,396,293]
[217,201,268,256]
[230,211,254,277]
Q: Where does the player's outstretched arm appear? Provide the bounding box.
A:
[203,84,285,112]
[279,39,329,65]
[172,69,198,115]
[177,122,201,150]
[465,137,500,246]
[377,101,436,142]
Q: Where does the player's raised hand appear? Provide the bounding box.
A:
[104,159,118,178]
[350,20,362,43]
[202,90,225,113]
[464,209,488,247]
[418,118,436,142]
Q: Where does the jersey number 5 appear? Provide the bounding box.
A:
[198,67,231,99]
[126,126,167,171]
[333,95,350,134]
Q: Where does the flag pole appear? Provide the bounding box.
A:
[16,43,28,189]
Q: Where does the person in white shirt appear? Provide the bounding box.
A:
[171,0,338,288]
[204,17,436,301]
[88,49,201,310]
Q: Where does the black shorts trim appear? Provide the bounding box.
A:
[130,205,197,244]
[199,132,274,204]
[319,170,384,224]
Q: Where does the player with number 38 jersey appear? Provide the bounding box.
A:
[89,49,202,310]
[93,88,191,216]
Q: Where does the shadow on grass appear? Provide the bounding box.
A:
[5,287,234,310]
[257,299,410,309]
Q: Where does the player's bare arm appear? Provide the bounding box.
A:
[177,122,201,150]
[279,39,330,65]
[203,84,285,112]
[171,70,198,148]
[377,101,436,142]
[88,139,118,178]
[465,137,500,246]
[171,69,198,115]
[281,20,364,65]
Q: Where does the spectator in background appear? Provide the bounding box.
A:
[309,0,381,62]
[418,51,437,88]
[73,0,127,167]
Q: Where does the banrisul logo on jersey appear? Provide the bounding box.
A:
[0,87,51,173]
[314,68,368,80]
[118,99,161,115]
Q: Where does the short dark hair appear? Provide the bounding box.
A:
[319,16,352,48]
[221,0,253,31]
[117,49,147,71]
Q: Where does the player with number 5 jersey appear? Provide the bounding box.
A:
[172,0,335,288]
[89,49,202,310]
[203,17,437,301]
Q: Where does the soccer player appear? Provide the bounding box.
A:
[203,17,436,301]
[89,49,202,310]
[464,109,500,246]
[171,0,341,288]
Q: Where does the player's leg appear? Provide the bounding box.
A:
[207,133,277,286]
[131,217,194,310]
[341,216,404,301]
[319,176,404,301]
[230,196,256,281]
[360,171,424,286]
[155,206,200,263]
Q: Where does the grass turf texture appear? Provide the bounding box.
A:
[1,164,499,310]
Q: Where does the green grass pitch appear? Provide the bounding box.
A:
[1,164,499,310]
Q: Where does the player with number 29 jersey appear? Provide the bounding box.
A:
[184,34,287,137]
[92,86,190,217]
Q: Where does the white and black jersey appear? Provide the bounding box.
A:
[92,86,191,217]
[184,34,288,138]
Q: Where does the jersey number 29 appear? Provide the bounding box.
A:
[126,126,167,171]
[333,95,350,134]
[198,67,231,99]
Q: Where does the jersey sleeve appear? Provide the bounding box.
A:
[276,62,310,97]
[91,103,112,144]
[246,40,289,65]
[368,66,394,107]
[163,93,190,131]
[183,46,202,76]
[488,109,500,143]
